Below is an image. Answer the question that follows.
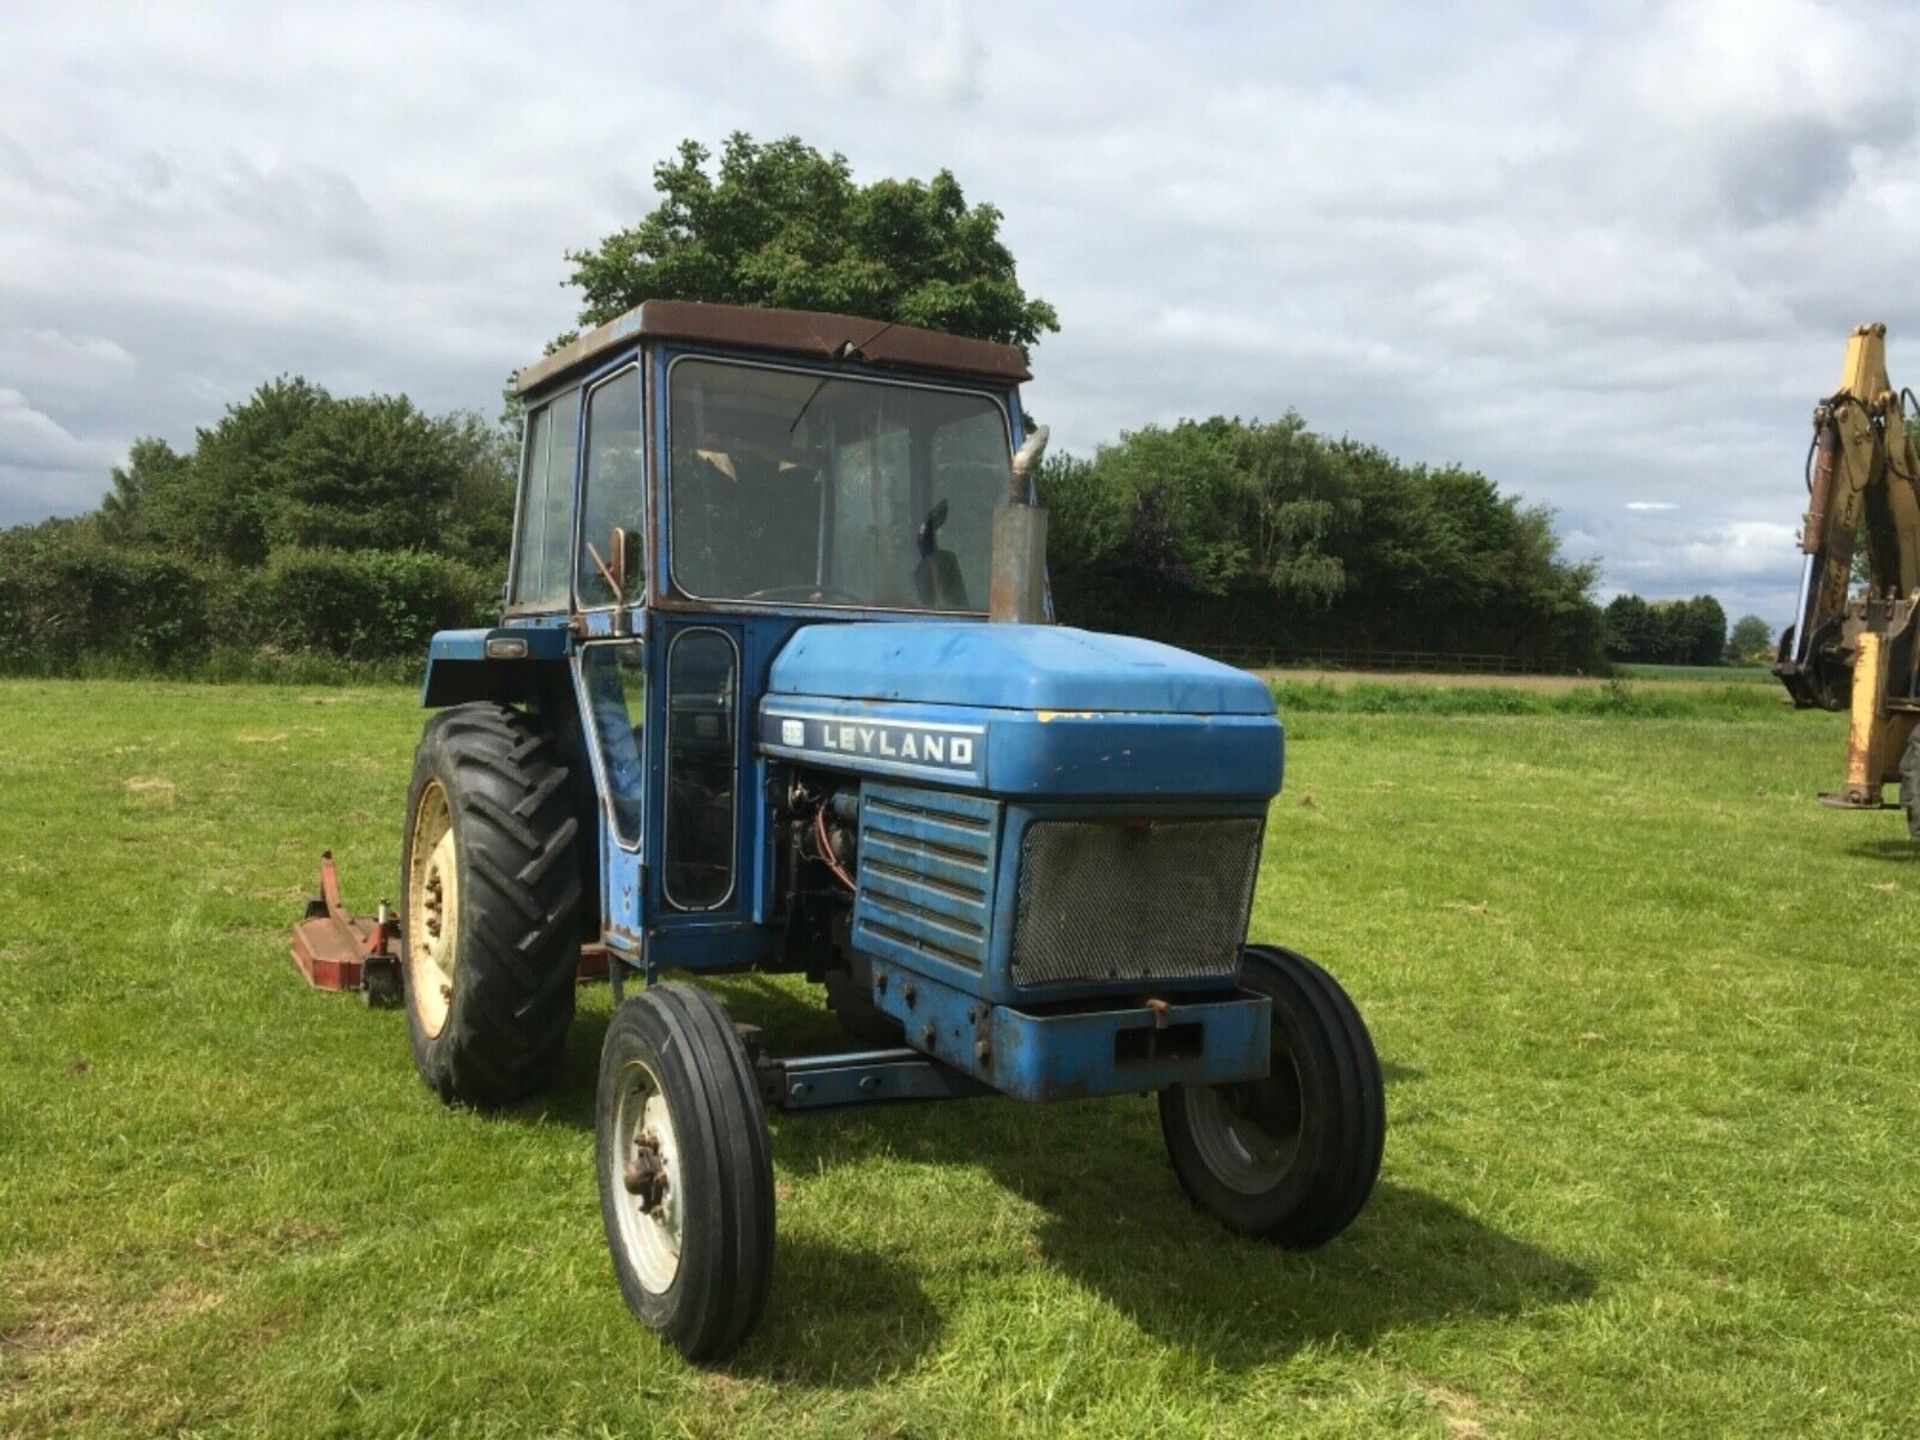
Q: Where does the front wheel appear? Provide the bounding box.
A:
[596,985,776,1362]
[1159,945,1384,1248]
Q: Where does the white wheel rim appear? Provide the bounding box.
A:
[609,1058,684,1293]
[406,779,459,1039]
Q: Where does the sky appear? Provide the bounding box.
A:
[6,0,1920,624]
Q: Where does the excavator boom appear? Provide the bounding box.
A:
[1775,323,1920,830]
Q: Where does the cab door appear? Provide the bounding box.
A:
[576,639,649,960]
[653,623,745,925]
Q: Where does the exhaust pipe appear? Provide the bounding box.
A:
[989,425,1050,624]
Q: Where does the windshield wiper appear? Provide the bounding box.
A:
[787,377,830,435]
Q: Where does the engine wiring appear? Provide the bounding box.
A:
[811,798,857,892]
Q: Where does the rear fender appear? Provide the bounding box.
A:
[421,625,572,708]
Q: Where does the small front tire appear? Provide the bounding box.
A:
[1159,944,1384,1248]
[596,985,775,1362]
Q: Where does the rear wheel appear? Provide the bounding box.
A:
[399,703,582,1107]
[1902,727,1920,839]
[596,985,775,1361]
[1159,944,1384,1247]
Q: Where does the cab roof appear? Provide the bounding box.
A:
[513,299,1031,400]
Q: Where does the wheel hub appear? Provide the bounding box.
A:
[1184,1046,1306,1195]
[608,1061,684,1293]
[624,1128,672,1218]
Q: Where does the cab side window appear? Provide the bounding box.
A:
[581,642,646,847]
[577,369,644,607]
[510,388,581,610]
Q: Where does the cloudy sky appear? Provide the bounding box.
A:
[6,0,1920,622]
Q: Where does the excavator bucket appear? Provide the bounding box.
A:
[290,851,608,1005]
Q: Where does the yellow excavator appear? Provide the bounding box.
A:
[1775,323,1920,835]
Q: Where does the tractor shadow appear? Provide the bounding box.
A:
[768,1106,1594,1371]
[516,975,1593,1374]
[1846,838,1917,864]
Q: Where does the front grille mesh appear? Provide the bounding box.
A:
[1010,817,1263,988]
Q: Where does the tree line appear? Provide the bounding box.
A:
[1601,594,1776,667]
[0,132,1652,677]
[0,381,513,672]
[1040,414,1606,669]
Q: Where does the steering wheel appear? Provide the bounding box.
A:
[739,583,867,605]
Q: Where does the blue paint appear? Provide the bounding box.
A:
[770,621,1275,715]
[853,783,1000,981]
[419,622,571,707]
[754,691,1280,801]
[866,959,1271,1102]
[416,322,1291,1111]
[770,1046,993,1110]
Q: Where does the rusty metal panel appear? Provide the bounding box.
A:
[515,299,1030,399]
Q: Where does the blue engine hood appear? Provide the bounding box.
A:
[767,622,1274,717]
[760,622,1282,800]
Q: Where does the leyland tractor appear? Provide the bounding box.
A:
[329,300,1384,1359]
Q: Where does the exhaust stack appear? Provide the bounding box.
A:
[989,425,1050,624]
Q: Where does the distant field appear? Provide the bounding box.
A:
[1262,663,1777,693]
[3,680,1916,1438]
[1613,662,1775,685]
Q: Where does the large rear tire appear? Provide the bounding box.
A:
[596,985,775,1362]
[1901,726,1920,840]
[1159,944,1384,1248]
[399,703,582,1108]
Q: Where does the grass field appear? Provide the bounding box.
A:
[1262,663,1776,694]
[3,679,1918,1438]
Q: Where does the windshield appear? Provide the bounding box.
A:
[667,358,1012,610]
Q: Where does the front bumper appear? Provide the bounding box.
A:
[869,960,1271,1102]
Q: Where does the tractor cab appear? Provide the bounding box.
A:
[426,302,1044,971]
[390,299,1382,1361]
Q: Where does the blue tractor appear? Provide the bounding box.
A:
[398,300,1384,1359]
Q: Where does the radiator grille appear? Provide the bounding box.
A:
[1010,817,1262,988]
[853,786,997,973]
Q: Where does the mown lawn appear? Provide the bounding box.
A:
[1,679,1916,1438]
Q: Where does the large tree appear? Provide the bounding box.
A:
[1040,413,1606,669]
[562,133,1059,351]
[1727,613,1774,664]
[82,379,514,572]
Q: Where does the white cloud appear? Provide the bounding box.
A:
[0,389,118,474]
[0,0,1911,626]
[0,387,122,518]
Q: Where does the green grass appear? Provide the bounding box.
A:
[1613,662,1775,685]
[3,680,1917,1438]
[1268,678,1786,719]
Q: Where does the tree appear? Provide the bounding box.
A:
[98,438,189,546]
[1604,592,1729,665]
[563,133,1059,351]
[183,376,332,566]
[1678,594,1727,666]
[268,394,464,554]
[1605,594,1654,659]
[1039,413,1606,669]
[1728,613,1774,664]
